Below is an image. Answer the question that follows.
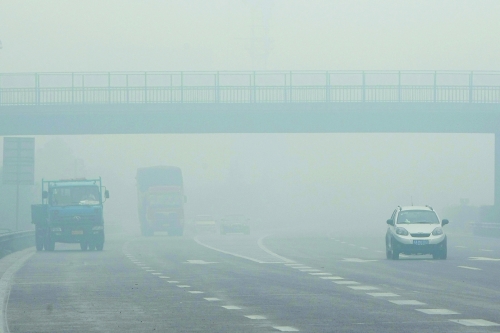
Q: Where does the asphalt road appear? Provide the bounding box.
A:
[2,229,500,332]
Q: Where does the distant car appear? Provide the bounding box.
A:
[220,215,250,235]
[385,206,448,260]
[192,215,218,234]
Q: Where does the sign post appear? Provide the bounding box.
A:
[2,137,35,230]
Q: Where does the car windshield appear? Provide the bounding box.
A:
[50,186,100,206]
[397,210,439,224]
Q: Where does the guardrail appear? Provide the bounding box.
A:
[0,70,499,105]
[0,231,34,258]
[469,222,500,237]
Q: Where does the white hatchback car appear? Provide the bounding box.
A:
[385,206,449,260]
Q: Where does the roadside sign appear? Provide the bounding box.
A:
[2,137,35,185]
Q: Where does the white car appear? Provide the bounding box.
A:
[385,206,449,260]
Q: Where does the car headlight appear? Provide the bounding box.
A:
[92,226,104,231]
[395,227,409,236]
[51,227,62,232]
[432,227,443,236]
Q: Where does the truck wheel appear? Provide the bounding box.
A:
[36,238,44,251]
[80,241,88,251]
[45,240,55,251]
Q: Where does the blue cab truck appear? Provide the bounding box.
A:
[31,178,109,251]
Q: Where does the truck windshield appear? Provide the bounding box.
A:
[149,193,182,207]
[50,186,100,206]
[397,210,439,224]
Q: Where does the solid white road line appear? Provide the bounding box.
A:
[193,236,280,264]
[416,309,459,315]
[257,235,296,263]
[0,248,35,333]
[458,266,482,271]
[450,319,499,327]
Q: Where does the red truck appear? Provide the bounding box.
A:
[136,166,186,236]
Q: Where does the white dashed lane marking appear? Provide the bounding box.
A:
[167,281,180,283]
[309,273,331,276]
[158,276,170,279]
[479,249,493,252]
[189,291,204,294]
[222,305,241,310]
[390,300,426,305]
[367,292,399,297]
[291,266,311,269]
[458,266,482,271]
[342,258,377,263]
[348,286,379,291]
[151,273,161,275]
[299,269,321,272]
[177,285,190,288]
[245,315,266,320]
[469,257,500,261]
[273,326,299,332]
[204,298,220,301]
[416,309,459,315]
[450,319,499,327]
[334,281,359,285]
[320,276,344,280]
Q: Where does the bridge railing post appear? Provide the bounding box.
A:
[433,71,437,102]
[181,72,184,103]
[215,71,219,103]
[469,71,473,103]
[398,71,401,102]
[71,72,75,104]
[252,71,256,103]
[144,72,148,104]
[362,71,366,102]
[326,71,330,102]
[107,72,111,104]
[289,71,292,103]
[126,74,129,104]
[35,73,40,105]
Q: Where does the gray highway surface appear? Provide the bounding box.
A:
[2,229,500,332]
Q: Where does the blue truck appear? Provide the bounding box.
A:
[31,178,109,251]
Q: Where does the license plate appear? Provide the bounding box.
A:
[413,240,429,245]
[72,230,84,235]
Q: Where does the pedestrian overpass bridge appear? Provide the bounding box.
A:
[1,70,500,206]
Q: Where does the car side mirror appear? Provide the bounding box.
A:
[442,219,449,226]
[42,191,48,199]
[105,190,110,199]
[386,219,394,226]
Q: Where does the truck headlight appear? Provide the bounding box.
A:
[395,227,409,236]
[51,227,62,232]
[432,227,443,236]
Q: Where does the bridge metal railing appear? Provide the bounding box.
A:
[0,70,499,105]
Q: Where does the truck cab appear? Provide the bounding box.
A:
[32,178,109,251]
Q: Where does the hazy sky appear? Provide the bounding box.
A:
[0,1,497,232]
[1,0,499,72]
